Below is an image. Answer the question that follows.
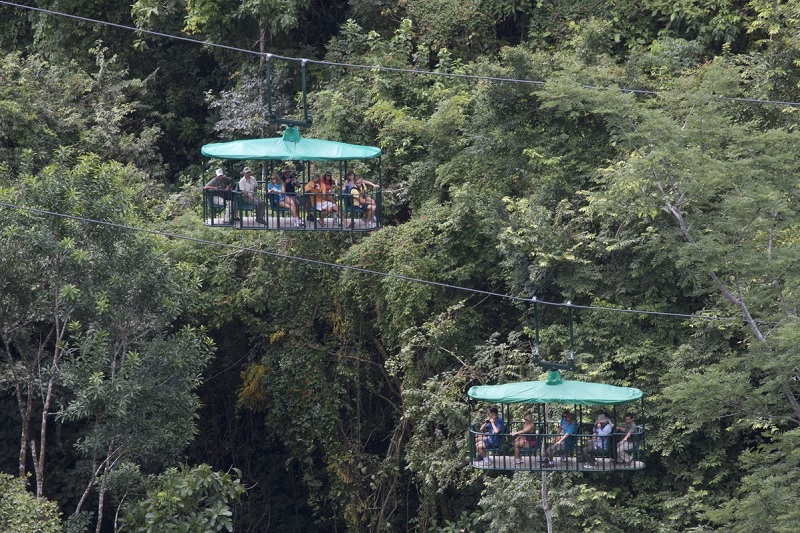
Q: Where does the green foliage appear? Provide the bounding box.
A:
[6,0,800,530]
[628,37,705,80]
[21,0,135,68]
[207,64,276,138]
[709,428,800,532]
[185,0,312,37]
[59,326,215,466]
[0,151,214,527]
[606,0,747,50]
[0,49,163,176]
[120,464,245,533]
[0,474,62,533]
[523,40,800,528]
[402,0,496,58]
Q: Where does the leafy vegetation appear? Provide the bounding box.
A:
[0,473,62,533]
[1,0,799,531]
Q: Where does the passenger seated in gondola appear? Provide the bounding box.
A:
[238,167,266,225]
[321,170,337,190]
[474,407,504,465]
[355,175,379,227]
[320,170,341,224]
[542,410,577,467]
[281,167,305,220]
[341,171,362,228]
[267,172,302,227]
[615,413,638,466]
[343,171,376,227]
[280,166,297,183]
[579,413,613,469]
[204,168,234,221]
[511,413,538,465]
[304,174,337,226]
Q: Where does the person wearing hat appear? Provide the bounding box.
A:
[280,166,306,220]
[204,168,235,222]
[321,170,337,191]
[322,170,339,185]
[280,166,296,183]
[238,167,266,225]
[579,413,613,469]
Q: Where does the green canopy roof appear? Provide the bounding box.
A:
[201,127,381,161]
[468,371,643,406]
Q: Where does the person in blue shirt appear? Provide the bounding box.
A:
[267,172,302,226]
[475,407,504,465]
[579,413,613,469]
[542,410,577,467]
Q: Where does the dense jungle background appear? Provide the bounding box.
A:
[1,0,799,531]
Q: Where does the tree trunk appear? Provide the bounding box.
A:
[75,459,100,515]
[3,336,33,479]
[95,469,108,533]
[33,317,67,497]
[34,374,57,498]
[17,383,32,479]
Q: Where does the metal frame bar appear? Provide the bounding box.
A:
[266,55,312,128]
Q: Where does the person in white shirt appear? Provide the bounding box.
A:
[238,167,266,225]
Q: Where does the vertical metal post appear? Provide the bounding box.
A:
[376,155,382,228]
[533,297,540,359]
[263,56,312,128]
[567,301,574,365]
[467,401,475,464]
[300,59,309,123]
[265,54,274,119]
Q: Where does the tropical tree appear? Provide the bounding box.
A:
[0,473,61,533]
[0,151,214,531]
[531,50,800,529]
[120,463,245,533]
[0,48,162,177]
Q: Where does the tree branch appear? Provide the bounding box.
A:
[654,179,767,342]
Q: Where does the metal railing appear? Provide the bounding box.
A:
[203,181,382,231]
[469,425,645,472]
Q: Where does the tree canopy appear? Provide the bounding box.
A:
[1,0,799,531]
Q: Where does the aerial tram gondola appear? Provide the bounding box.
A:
[201,58,383,232]
[467,301,646,472]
